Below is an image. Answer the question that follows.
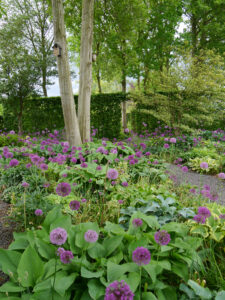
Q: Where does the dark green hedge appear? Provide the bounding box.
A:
[2,93,127,139]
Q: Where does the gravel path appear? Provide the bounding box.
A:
[168,164,225,205]
[0,200,16,286]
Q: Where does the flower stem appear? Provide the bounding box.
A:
[52,257,57,300]
[139,267,142,300]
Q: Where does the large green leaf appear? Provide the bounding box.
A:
[142,292,158,300]
[103,235,123,257]
[52,271,77,296]
[35,238,56,260]
[0,281,26,292]
[43,207,62,230]
[187,280,212,299]
[81,267,104,278]
[88,243,106,259]
[17,246,44,287]
[50,215,72,232]
[215,291,225,300]
[0,248,21,277]
[87,279,105,300]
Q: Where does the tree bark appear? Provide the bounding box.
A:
[121,40,127,130]
[51,0,81,146]
[96,69,102,93]
[78,0,94,142]
[191,13,198,57]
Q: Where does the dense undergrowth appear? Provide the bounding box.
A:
[0,126,224,299]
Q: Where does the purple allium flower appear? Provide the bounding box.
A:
[56,247,65,256]
[190,188,196,194]
[170,138,176,143]
[71,157,77,163]
[198,207,211,218]
[81,198,87,203]
[9,159,19,167]
[104,280,134,300]
[200,162,208,169]
[218,173,225,179]
[118,200,123,205]
[124,128,129,133]
[121,181,128,187]
[154,230,171,246]
[22,182,29,188]
[84,230,98,243]
[60,250,74,264]
[96,165,102,171]
[43,183,50,188]
[107,168,119,180]
[132,247,151,266]
[164,143,170,149]
[31,155,40,164]
[219,214,225,219]
[69,200,80,211]
[81,162,88,168]
[56,182,71,197]
[62,173,67,178]
[132,218,143,227]
[40,163,48,171]
[26,163,32,169]
[193,214,206,224]
[203,184,210,191]
[182,166,188,173]
[50,227,67,245]
[35,209,43,216]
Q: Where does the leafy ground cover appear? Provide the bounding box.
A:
[0,126,224,299]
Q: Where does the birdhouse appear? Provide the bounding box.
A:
[92,53,97,62]
[53,43,62,57]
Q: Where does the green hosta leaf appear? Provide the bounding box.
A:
[172,262,189,282]
[158,260,171,271]
[103,235,123,257]
[53,271,77,296]
[142,292,158,300]
[179,283,196,299]
[0,248,21,277]
[88,243,106,259]
[33,278,51,293]
[162,222,189,235]
[43,207,62,230]
[215,291,225,300]
[17,245,44,287]
[8,238,29,251]
[187,280,212,299]
[81,267,104,278]
[211,231,224,242]
[104,222,125,235]
[35,238,56,260]
[0,281,26,292]
[120,272,140,292]
[42,259,62,279]
[190,226,209,238]
[87,279,105,300]
[107,262,138,282]
[50,215,72,232]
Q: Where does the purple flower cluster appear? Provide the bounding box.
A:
[132,218,143,227]
[69,200,80,211]
[132,247,151,266]
[193,206,211,224]
[50,227,67,245]
[84,230,98,243]
[35,209,43,216]
[107,169,119,180]
[104,280,134,300]
[154,230,171,246]
[56,182,71,197]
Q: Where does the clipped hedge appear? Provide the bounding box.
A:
[2,93,127,139]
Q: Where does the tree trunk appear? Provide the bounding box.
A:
[78,0,94,142]
[51,0,81,146]
[121,40,127,130]
[96,69,102,93]
[42,66,48,97]
[191,13,198,57]
[137,74,140,90]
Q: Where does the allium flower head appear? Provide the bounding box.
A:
[200,162,208,169]
[56,182,71,197]
[81,162,88,168]
[118,200,123,204]
[154,230,171,246]
[35,209,43,216]
[121,181,128,187]
[84,230,98,243]
[193,214,206,224]
[218,173,225,179]
[69,200,80,211]
[132,218,143,227]
[198,206,211,218]
[182,166,188,173]
[57,247,65,256]
[60,250,74,264]
[219,214,225,219]
[9,159,19,167]
[40,163,48,171]
[22,182,29,188]
[104,280,134,300]
[50,227,67,245]
[170,138,176,143]
[107,169,119,180]
[164,143,169,149]
[132,247,151,266]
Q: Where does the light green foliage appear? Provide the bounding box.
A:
[188,157,220,174]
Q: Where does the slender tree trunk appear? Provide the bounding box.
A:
[137,74,140,90]
[191,14,198,57]
[42,66,48,97]
[51,0,81,146]
[121,40,127,130]
[96,70,102,93]
[143,67,149,92]
[78,0,94,142]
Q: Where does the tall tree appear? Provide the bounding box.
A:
[78,0,94,142]
[5,0,57,96]
[51,0,81,146]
